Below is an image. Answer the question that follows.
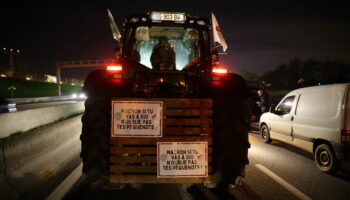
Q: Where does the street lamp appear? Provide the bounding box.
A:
[3,47,20,77]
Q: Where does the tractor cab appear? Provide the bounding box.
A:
[121,11,211,72]
[100,11,233,98]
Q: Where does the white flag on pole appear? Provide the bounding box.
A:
[211,12,228,52]
[107,9,121,41]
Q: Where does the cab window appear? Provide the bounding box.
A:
[276,96,295,114]
[130,26,201,70]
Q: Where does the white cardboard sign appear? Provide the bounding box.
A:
[157,142,208,178]
[112,101,163,137]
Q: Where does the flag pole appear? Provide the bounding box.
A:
[211,12,215,50]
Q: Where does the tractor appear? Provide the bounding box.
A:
[80,11,250,191]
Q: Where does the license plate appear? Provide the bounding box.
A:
[151,12,185,22]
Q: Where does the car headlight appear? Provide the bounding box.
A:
[79,93,86,99]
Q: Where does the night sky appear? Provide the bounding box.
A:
[1,1,349,79]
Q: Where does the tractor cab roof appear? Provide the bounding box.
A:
[123,11,211,30]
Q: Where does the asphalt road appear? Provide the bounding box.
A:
[62,179,236,200]
[47,125,350,200]
[244,133,350,200]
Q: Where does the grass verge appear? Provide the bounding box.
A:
[0,77,82,98]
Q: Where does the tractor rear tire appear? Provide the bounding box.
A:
[80,97,111,181]
[212,98,250,188]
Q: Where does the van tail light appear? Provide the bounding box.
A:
[341,130,350,144]
[212,66,228,76]
[106,65,123,72]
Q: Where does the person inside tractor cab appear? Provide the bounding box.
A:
[150,37,176,71]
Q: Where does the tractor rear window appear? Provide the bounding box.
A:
[129,26,201,70]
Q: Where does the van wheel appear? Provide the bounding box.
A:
[260,124,272,143]
[314,144,338,173]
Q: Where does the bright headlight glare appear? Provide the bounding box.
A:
[80,93,86,98]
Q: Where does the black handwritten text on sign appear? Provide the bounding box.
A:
[157,142,208,178]
[112,101,163,137]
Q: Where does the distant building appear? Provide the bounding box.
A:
[45,75,57,83]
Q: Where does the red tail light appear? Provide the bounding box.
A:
[212,66,228,76]
[106,65,123,72]
[341,130,350,144]
[106,65,123,80]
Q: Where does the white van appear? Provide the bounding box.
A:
[259,84,350,173]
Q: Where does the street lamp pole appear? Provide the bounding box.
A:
[3,47,20,77]
[56,67,61,96]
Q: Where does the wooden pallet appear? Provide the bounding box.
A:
[110,98,213,183]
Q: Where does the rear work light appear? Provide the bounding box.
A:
[106,65,123,72]
[341,130,350,144]
[212,66,228,76]
[106,65,123,80]
[211,66,228,82]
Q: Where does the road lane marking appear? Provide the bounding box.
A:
[46,163,82,200]
[255,164,312,200]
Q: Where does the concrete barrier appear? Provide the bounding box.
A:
[8,96,73,104]
[0,115,82,199]
[0,102,84,139]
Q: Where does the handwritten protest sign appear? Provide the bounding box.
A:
[112,101,163,137]
[157,142,208,178]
